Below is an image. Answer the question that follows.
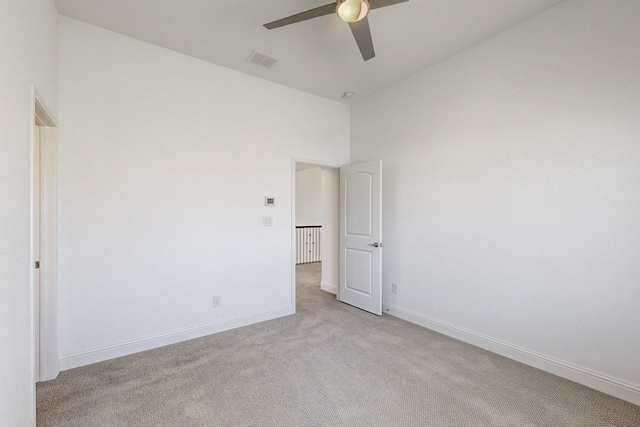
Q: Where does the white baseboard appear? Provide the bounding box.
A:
[321,281,338,295]
[382,303,640,406]
[60,306,295,371]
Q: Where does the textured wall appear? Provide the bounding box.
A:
[351,0,640,401]
[57,17,349,368]
[0,1,58,425]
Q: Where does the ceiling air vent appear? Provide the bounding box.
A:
[246,50,279,69]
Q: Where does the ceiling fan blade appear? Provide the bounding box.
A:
[370,0,409,10]
[264,3,337,30]
[349,17,375,61]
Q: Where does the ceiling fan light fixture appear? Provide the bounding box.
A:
[336,0,370,23]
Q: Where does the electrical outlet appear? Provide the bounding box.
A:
[213,295,222,307]
[392,283,398,294]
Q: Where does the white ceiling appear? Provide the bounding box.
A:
[55,0,565,104]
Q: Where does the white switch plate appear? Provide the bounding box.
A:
[263,216,273,226]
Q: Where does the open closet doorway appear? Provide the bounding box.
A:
[293,161,340,306]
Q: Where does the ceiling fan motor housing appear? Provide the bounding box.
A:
[336,0,371,23]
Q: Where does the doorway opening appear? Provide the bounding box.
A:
[291,158,383,316]
[292,160,340,309]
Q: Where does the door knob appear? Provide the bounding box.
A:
[369,242,380,248]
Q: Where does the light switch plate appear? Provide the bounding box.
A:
[263,216,273,226]
[265,196,275,206]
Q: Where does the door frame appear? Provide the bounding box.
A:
[290,157,341,312]
[31,88,59,383]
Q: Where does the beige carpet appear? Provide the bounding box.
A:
[37,262,640,426]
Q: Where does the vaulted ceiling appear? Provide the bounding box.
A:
[56,0,565,103]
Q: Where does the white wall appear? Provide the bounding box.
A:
[0,1,58,425]
[295,167,323,226]
[351,0,640,404]
[57,17,350,368]
[321,168,340,292]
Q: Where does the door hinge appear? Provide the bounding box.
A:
[35,261,40,269]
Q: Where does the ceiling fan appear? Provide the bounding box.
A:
[264,0,409,61]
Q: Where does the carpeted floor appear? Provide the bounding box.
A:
[37,262,640,426]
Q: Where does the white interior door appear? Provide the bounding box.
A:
[339,160,382,315]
